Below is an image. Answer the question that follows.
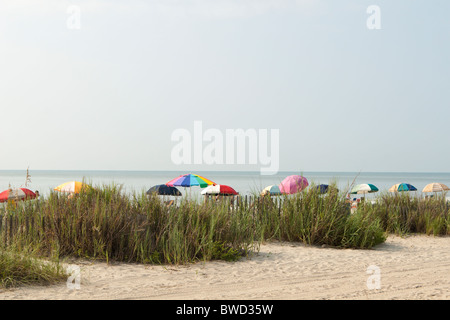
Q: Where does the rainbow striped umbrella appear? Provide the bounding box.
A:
[166,174,216,188]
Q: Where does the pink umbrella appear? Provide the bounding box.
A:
[278,175,309,194]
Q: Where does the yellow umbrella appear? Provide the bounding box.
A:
[54,181,91,194]
[422,182,450,193]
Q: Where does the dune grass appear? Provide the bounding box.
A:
[0,182,419,290]
[0,185,258,265]
[254,184,386,249]
[1,181,448,289]
[0,183,388,266]
[356,192,449,236]
[0,247,66,288]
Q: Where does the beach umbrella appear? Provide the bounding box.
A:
[261,185,282,196]
[0,188,37,203]
[166,173,216,188]
[422,183,450,193]
[350,184,379,195]
[315,184,339,194]
[200,184,238,196]
[389,183,417,193]
[278,175,309,194]
[146,184,182,196]
[54,181,91,194]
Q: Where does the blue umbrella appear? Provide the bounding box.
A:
[315,184,339,194]
[147,184,182,196]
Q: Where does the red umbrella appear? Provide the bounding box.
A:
[0,188,37,203]
[200,184,238,196]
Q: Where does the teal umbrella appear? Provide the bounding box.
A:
[389,183,417,193]
[261,185,282,196]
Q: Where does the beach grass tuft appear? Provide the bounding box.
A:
[356,192,450,236]
[0,247,66,288]
[255,183,386,249]
[0,184,258,266]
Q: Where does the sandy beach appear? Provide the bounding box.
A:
[0,235,448,300]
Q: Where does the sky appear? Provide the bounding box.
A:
[0,0,449,173]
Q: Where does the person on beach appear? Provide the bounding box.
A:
[345,193,351,203]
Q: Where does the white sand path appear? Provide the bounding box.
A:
[1,235,449,300]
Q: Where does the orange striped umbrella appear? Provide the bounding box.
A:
[54,181,91,194]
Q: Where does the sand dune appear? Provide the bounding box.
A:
[1,235,449,300]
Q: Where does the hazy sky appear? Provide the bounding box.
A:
[1,0,449,173]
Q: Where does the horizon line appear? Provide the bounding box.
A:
[1,169,450,174]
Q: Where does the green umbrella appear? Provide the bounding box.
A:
[350,184,379,195]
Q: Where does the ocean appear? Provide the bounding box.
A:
[1,170,450,201]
